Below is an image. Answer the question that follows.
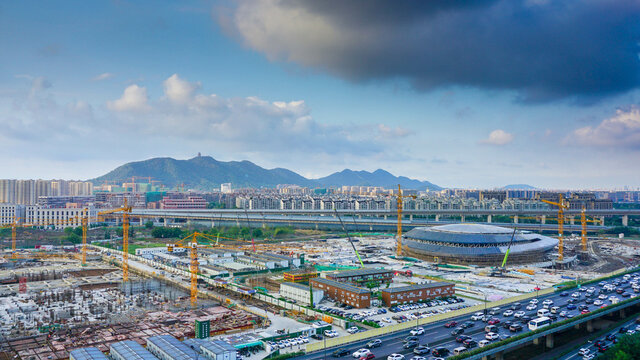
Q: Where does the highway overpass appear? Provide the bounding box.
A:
[128,209,622,232]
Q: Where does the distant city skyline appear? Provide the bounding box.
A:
[1,1,639,189]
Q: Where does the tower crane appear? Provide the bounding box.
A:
[395,184,417,257]
[538,194,570,261]
[98,199,132,282]
[166,231,221,308]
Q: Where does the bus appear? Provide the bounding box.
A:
[528,316,551,331]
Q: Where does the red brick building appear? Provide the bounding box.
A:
[310,278,371,308]
[381,282,455,307]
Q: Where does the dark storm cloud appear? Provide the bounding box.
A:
[227,0,640,102]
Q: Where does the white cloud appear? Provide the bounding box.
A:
[92,73,114,81]
[107,84,150,112]
[163,74,200,104]
[480,129,514,145]
[377,124,410,138]
[570,107,640,149]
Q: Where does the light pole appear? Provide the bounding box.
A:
[323,336,327,360]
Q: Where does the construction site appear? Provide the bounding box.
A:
[0,193,638,360]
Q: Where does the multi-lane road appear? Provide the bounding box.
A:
[298,270,640,360]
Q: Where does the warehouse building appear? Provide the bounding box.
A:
[146,335,199,360]
[280,282,324,306]
[110,341,158,360]
[310,278,371,308]
[325,268,394,285]
[191,339,237,360]
[381,282,455,306]
[69,348,109,360]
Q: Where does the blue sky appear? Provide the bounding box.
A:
[1,0,639,189]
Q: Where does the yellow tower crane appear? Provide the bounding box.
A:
[98,199,132,282]
[396,184,416,257]
[538,194,570,261]
[167,231,221,308]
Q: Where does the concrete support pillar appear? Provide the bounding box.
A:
[139,218,143,225]
[211,221,215,228]
[541,215,546,224]
[409,214,413,221]
[622,215,629,226]
[487,214,492,223]
[435,215,440,222]
[263,222,267,229]
[461,215,465,223]
[601,216,605,226]
[315,223,318,230]
[570,216,575,225]
[369,225,373,231]
[533,337,540,345]
[514,215,519,224]
[164,219,168,227]
[495,351,504,360]
[587,320,594,333]
[574,323,581,330]
[620,308,627,319]
[546,333,554,348]
[384,215,388,220]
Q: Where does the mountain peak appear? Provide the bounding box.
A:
[91,156,441,191]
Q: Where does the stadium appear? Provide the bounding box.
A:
[402,223,558,266]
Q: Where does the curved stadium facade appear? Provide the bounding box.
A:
[402,224,558,266]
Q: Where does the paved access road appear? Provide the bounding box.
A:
[297,270,640,360]
[559,317,640,360]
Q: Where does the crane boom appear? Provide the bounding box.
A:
[98,199,132,282]
[501,227,517,268]
[334,209,364,267]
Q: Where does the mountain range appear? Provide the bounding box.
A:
[501,184,537,190]
[91,156,441,191]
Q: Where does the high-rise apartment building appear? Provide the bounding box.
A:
[0,179,16,203]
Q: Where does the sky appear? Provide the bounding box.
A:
[1,0,639,189]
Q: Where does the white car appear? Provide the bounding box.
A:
[530,299,539,304]
[594,300,603,306]
[635,325,640,332]
[627,330,636,335]
[578,348,590,356]
[478,340,491,348]
[513,311,526,318]
[352,349,371,358]
[471,312,485,321]
[486,332,499,341]
[387,354,405,360]
[503,310,514,317]
[572,292,580,298]
[609,296,619,302]
[599,294,607,300]
[543,299,553,306]
[347,326,359,334]
[410,327,425,336]
[526,304,537,311]
[382,317,392,323]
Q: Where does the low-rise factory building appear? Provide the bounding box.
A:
[280,282,324,306]
[310,278,371,308]
[325,268,394,285]
[69,348,110,360]
[147,335,199,360]
[381,282,455,306]
[110,340,158,360]
[183,338,238,360]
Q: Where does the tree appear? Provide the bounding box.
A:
[65,233,81,244]
[144,221,154,229]
[115,227,135,237]
[600,333,640,360]
[252,228,263,238]
[104,230,111,239]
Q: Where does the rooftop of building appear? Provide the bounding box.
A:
[311,277,370,294]
[110,341,158,360]
[381,282,454,294]
[281,282,313,291]
[69,348,109,360]
[147,335,199,360]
